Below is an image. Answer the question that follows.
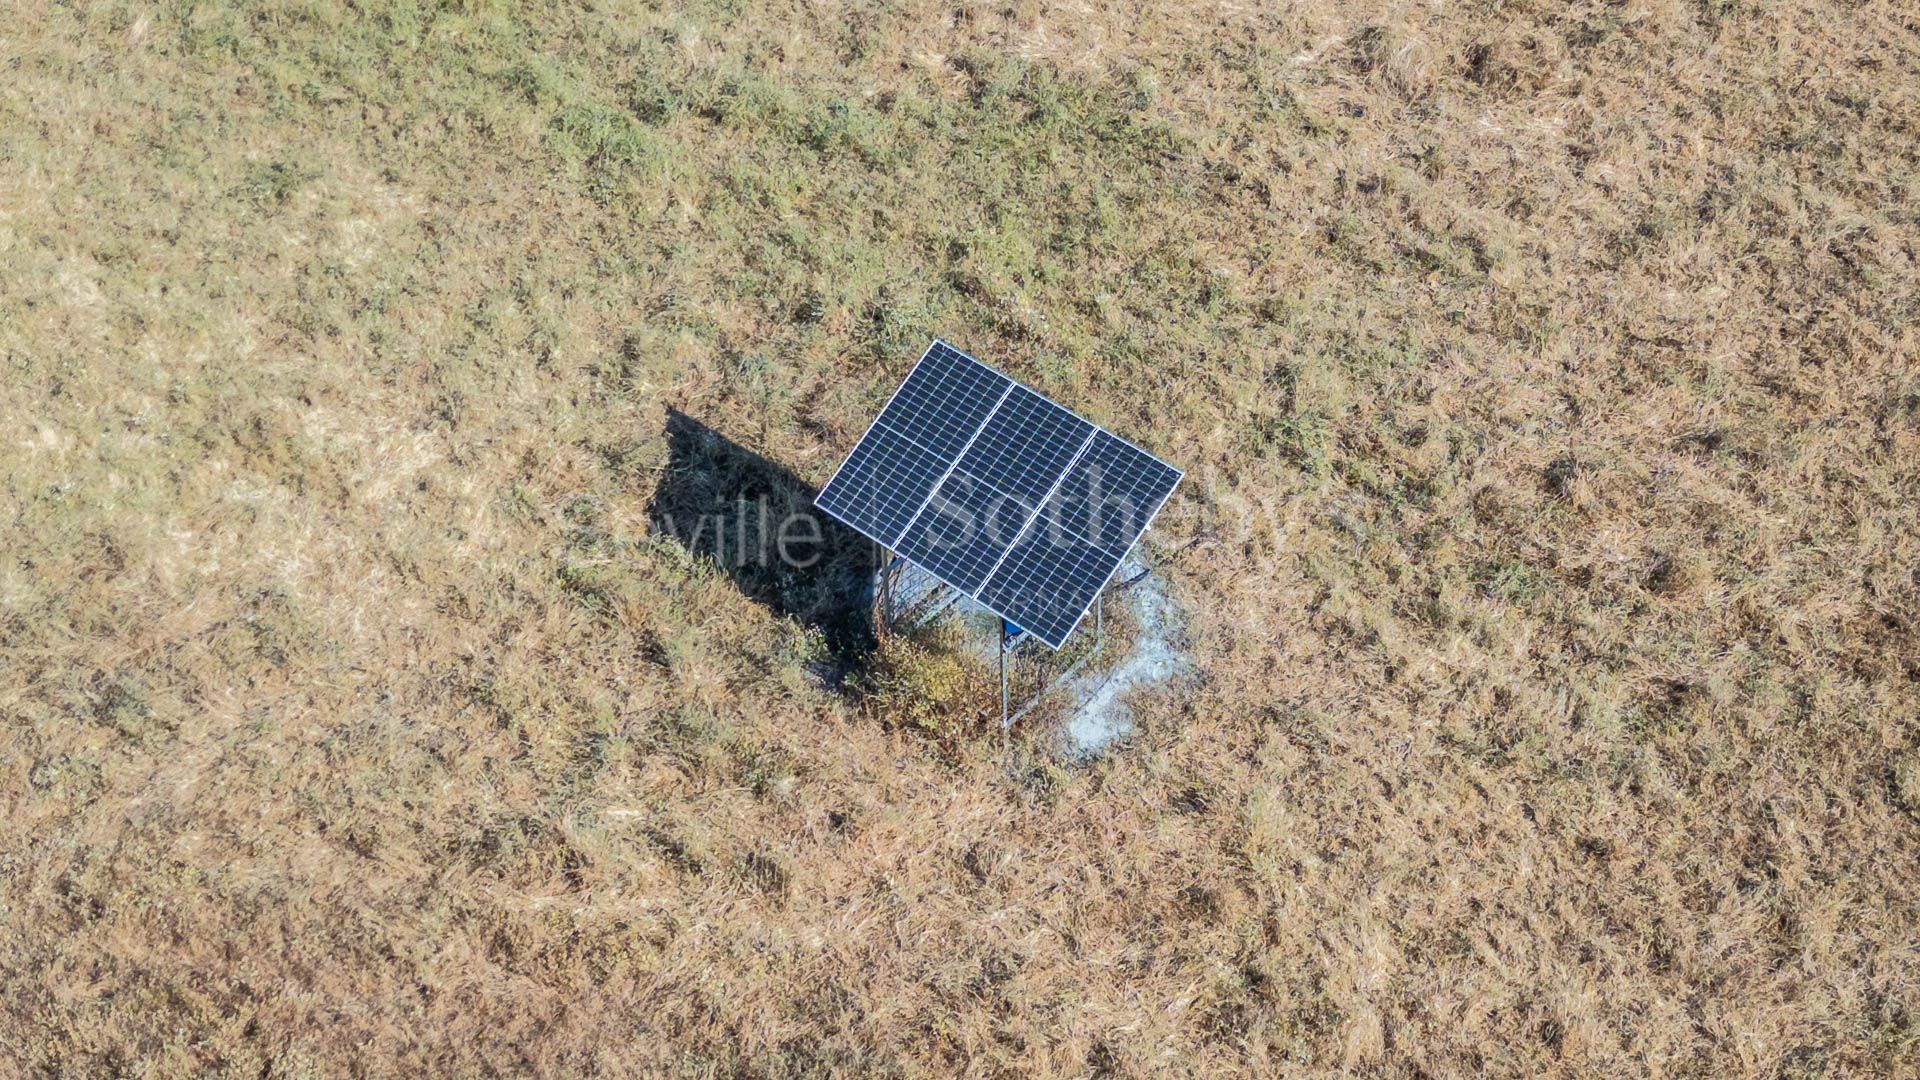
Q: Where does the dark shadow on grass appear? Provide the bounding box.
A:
[647,410,878,666]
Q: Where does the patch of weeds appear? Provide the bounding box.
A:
[1890,753,1920,821]
[234,161,317,209]
[1325,212,1386,271]
[776,625,831,668]
[91,672,156,741]
[506,56,575,105]
[1626,679,1708,741]
[1544,453,1580,498]
[556,561,618,621]
[736,849,790,901]
[460,813,545,872]
[1473,557,1548,605]
[733,741,799,799]
[1407,236,1482,279]
[29,755,102,799]
[800,99,899,168]
[629,69,689,124]
[862,291,948,367]
[549,103,668,200]
[1169,785,1213,814]
[206,590,307,675]
[858,621,995,742]
[1263,411,1332,474]
[791,289,827,325]
[702,73,800,134]
[1050,180,1121,256]
[718,159,808,215]
[1694,0,1741,28]
[1012,755,1069,806]
[1648,550,1712,598]
[1259,86,1334,138]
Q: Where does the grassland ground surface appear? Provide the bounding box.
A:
[3,0,1919,1075]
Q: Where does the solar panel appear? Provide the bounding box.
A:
[815,342,1010,546]
[979,431,1182,645]
[817,340,1182,649]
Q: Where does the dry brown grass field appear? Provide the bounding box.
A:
[4,0,1920,1075]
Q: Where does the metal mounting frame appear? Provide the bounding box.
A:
[874,549,1133,732]
[1000,587,1104,729]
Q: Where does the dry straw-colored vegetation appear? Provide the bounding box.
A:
[4,0,1919,1074]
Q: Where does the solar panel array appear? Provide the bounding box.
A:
[816,341,1182,648]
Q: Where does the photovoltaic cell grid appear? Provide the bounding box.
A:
[814,342,1008,545]
[957,386,1093,501]
[979,431,1183,645]
[816,340,1182,649]
[1045,431,1184,551]
[894,385,1094,593]
[895,473,1028,593]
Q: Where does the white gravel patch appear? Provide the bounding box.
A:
[1058,557,1192,757]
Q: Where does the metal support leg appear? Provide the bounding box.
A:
[999,627,1010,728]
[1004,586,1111,730]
